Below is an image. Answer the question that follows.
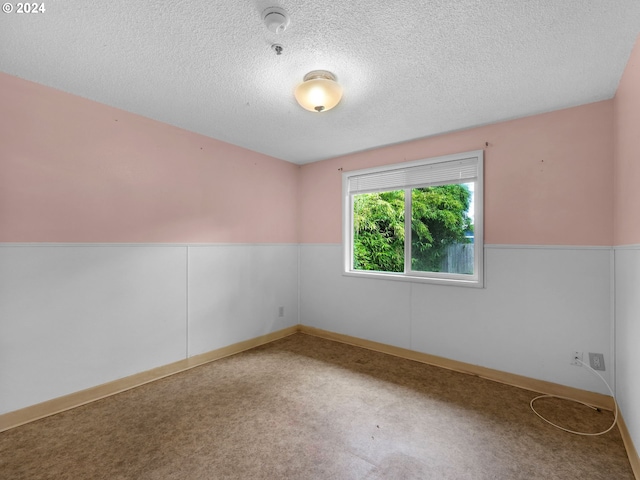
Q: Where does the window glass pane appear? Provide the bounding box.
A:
[353,190,405,273]
[411,183,474,275]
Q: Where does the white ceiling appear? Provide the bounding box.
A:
[1,1,639,164]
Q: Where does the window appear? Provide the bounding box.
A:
[342,150,483,287]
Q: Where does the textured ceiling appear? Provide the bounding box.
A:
[1,1,639,164]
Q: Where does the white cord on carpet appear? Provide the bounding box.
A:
[529,358,618,436]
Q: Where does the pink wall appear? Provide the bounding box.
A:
[299,101,614,246]
[0,72,619,247]
[0,73,299,243]
[614,35,640,246]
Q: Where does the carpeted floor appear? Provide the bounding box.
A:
[0,333,634,479]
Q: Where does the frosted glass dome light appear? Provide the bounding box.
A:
[294,70,343,113]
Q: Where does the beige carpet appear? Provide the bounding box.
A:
[0,333,633,479]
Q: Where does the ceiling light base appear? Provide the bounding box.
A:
[303,70,337,82]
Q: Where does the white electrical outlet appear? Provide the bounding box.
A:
[570,351,583,366]
[278,306,284,318]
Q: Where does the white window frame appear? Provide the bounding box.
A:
[342,150,484,288]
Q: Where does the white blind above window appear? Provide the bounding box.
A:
[347,156,478,194]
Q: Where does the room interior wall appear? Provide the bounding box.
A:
[0,74,300,414]
[299,101,614,246]
[613,34,640,462]
[0,57,631,439]
[299,101,616,395]
[0,73,299,244]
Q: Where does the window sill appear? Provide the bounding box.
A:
[342,270,483,288]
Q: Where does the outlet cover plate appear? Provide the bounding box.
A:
[588,352,605,371]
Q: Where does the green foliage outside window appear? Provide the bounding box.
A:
[353,190,405,272]
[353,184,473,273]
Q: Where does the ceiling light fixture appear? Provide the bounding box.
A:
[294,70,343,113]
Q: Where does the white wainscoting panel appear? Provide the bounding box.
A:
[0,245,187,414]
[615,246,640,453]
[187,245,299,356]
[299,245,412,349]
[299,244,613,395]
[411,246,612,394]
[1,242,617,415]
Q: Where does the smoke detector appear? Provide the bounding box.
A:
[262,7,290,34]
